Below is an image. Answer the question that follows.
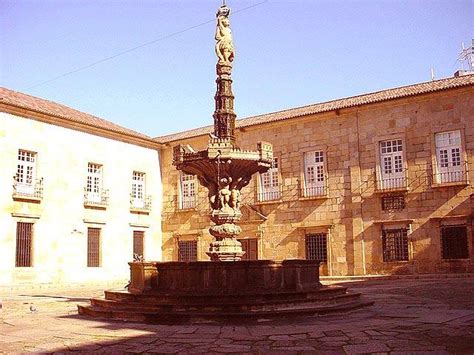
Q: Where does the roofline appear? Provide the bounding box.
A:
[0,102,163,150]
[155,75,474,144]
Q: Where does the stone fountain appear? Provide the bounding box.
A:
[78,3,372,323]
[173,4,273,262]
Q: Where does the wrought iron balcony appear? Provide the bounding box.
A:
[12,177,43,201]
[257,190,282,202]
[375,175,408,192]
[84,188,109,208]
[433,162,469,185]
[301,185,327,198]
[130,195,152,212]
[179,196,197,210]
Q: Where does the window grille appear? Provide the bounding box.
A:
[305,233,327,262]
[16,222,33,267]
[378,139,406,190]
[133,231,144,258]
[435,131,466,183]
[87,228,101,267]
[239,238,258,260]
[381,194,405,211]
[303,151,326,197]
[441,226,469,260]
[180,173,197,209]
[382,229,408,262]
[258,158,281,201]
[178,240,197,262]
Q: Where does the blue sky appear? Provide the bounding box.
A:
[1,0,472,137]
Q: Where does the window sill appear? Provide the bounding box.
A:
[254,199,283,206]
[12,195,42,203]
[130,208,151,214]
[440,258,470,262]
[84,202,107,210]
[176,207,198,212]
[374,187,409,194]
[431,181,469,188]
[298,195,328,201]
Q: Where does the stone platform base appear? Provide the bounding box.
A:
[78,260,372,323]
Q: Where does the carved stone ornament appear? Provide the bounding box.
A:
[172,3,273,261]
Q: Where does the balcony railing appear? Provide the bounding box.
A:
[376,176,407,192]
[84,188,109,208]
[179,196,197,210]
[130,195,152,212]
[257,190,282,202]
[301,185,327,198]
[433,163,469,185]
[12,177,43,200]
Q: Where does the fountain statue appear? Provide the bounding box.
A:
[172,3,273,261]
[78,2,372,322]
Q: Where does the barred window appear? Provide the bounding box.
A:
[16,222,33,267]
[87,228,101,267]
[239,238,258,260]
[382,229,408,262]
[133,231,144,258]
[178,240,197,262]
[441,226,468,260]
[305,233,327,262]
[381,194,405,211]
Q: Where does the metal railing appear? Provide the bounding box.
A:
[433,163,468,184]
[301,185,327,198]
[84,188,109,207]
[130,195,152,211]
[257,190,282,202]
[376,176,407,191]
[179,196,197,210]
[12,177,43,200]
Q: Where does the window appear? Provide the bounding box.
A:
[131,172,145,208]
[382,228,408,262]
[305,233,327,262]
[86,163,103,203]
[303,151,326,197]
[178,240,197,262]
[87,228,101,267]
[239,238,258,260]
[16,222,33,267]
[435,131,465,183]
[379,139,405,190]
[180,173,196,209]
[15,150,37,196]
[258,158,280,201]
[381,194,405,211]
[133,231,144,259]
[441,226,469,260]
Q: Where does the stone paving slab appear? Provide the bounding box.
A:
[1,278,473,354]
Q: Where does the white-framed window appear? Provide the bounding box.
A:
[16,150,37,195]
[180,173,196,209]
[379,139,405,190]
[303,151,326,197]
[435,130,465,183]
[131,171,145,208]
[259,158,280,201]
[86,163,102,203]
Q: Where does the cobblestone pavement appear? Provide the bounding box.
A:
[1,277,473,354]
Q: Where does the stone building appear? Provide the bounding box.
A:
[1,74,473,286]
[158,75,474,276]
[0,88,163,286]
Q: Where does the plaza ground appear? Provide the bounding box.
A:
[1,276,473,354]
